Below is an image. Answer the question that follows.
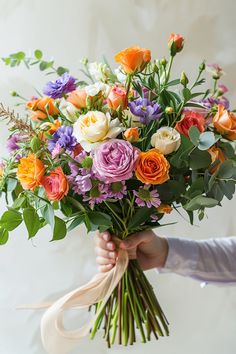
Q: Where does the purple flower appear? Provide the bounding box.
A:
[43,73,77,99]
[92,139,139,183]
[107,181,127,199]
[6,134,21,152]
[48,126,77,153]
[129,98,162,124]
[83,182,109,207]
[133,186,161,208]
[201,96,230,110]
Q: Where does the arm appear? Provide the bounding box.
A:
[95,231,236,285]
[161,236,236,284]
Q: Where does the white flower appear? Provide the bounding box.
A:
[151,127,181,155]
[85,82,110,98]
[73,111,124,151]
[88,62,111,82]
[115,66,127,84]
[59,98,79,122]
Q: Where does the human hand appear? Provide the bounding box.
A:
[95,229,169,272]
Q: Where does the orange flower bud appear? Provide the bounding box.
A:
[107,85,127,110]
[67,89,87,109]
[26,96,59,122]
[168,33,184,56]
[124,127,139,142]
[208,146,226,173]
[157,204,173,214]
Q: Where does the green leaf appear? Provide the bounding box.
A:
[87,211,112,231]
[184,195,219,211]
[68,215,85,232]
[170,134,194,168]
[128,207,155,230]
[11,196,26,209]
[189,149,211,169]
[11,51,25,60]
[34,49,43,60]
[7,177,18,192]
[189,126,200,146]
[60,200,72,217]
[41,204,55,229]
[56,66,69,76]
[186,177,204,198]
[1,210,22,231]
[0,228,9,245]
[30,136,41,153]
[198,132,215,150]
[182,87,192,101]
[23,208,40,238]
[217,160,234,179]
[52,216,67,241]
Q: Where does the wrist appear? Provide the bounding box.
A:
[156,236,169,268]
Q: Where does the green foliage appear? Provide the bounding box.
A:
[0,209,22,231]
[52,216,67,241]
[23,207,41,238]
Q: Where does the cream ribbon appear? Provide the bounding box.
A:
[18,247,128,354]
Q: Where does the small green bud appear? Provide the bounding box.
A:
[153,64,159,74]
[199,61,205,71]
[180,71,189,87]
[80,57,88,65]
[160,58,167,67]
[10,90,18,97]
[165,106,174,114]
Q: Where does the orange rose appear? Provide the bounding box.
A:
[135,149,170,185]
[213,104,236,140]
[168,33,184,55]
[107,85,127,110]
[157,204,173,214]
[17,154,45,190]
[41,166,69,201]
[27,96,59,121]
[67,89,87,109]
[175,111,205,138]
[124,127,139,142]
[115,46,151,74]
[208,146,226,173]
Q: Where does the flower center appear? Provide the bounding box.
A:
[138,188,151,200]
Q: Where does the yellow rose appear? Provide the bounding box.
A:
[73,111,123,151]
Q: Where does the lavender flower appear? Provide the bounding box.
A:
[201,96,230,110]
[6,134,21,152]
[43,73,77,99]
[129,98,162,124]
[48,126,77,153]
[108,181,127,199]
[134,186,161,208]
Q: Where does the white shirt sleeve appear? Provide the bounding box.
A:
[159,236,236,285]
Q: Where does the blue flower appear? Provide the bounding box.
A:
[48,126,77,152]
[43,73,77,99]
[128,98,162,124]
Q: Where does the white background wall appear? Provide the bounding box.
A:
[0,1,236,353]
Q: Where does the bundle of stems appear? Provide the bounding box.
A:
[90,259,169,347]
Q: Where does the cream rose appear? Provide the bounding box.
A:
[85,82,110,98]
[151,127,181,155]
[73,111,124,151]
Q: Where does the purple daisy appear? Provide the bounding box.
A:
[133,185,161,208]
[48,126,77,153]
[43,73,77,99]
[129,98,162,124]
[83,182,109,207]
[107,181,127,199]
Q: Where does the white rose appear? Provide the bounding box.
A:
[151,127,181,155]
[85,82,110,98]
[73,111,124,151]
[59,98,79,122]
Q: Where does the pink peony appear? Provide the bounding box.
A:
[92,139,139,183]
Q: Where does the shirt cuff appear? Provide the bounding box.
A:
[158,237,199,276]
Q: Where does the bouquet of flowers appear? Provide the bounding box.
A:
[1,33,236,351]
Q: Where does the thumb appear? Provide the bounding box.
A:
[120,232,146,250]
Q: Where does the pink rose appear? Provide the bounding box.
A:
[92,139,139,183]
